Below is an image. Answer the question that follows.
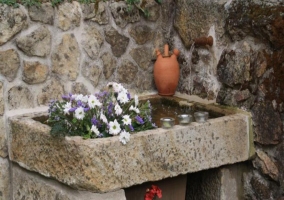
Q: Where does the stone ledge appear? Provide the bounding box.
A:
[8,109,254,193]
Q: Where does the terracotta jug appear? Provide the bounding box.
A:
[154,44,180,96]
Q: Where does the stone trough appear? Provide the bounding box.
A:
[8,95,255,198]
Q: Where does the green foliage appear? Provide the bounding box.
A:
[0,0,19,7]
[21,0,40,7]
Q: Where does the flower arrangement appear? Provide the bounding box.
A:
[144,185,162,200]
[47,82,156,144]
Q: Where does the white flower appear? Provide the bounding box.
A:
[119,130,130,145]
[100,112,108,124]
[81,95,89,103]
[109,119,121,135]
[63,102,72,114]
[115,104,122,115]
[130,105,140,114]
[88,95,102,108]
[122,115,132,125]
[75,107,85,120]
[75,94,84,101]
[108,82,124,93]
[91,125,100,136]
[134,95,139,107]
[117,90,129,104]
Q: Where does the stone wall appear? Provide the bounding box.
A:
[0,0,283,199]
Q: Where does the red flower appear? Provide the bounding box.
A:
[144,185,162,200]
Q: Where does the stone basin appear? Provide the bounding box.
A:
[8,95,255,193]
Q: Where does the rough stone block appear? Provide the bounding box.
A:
[0,117,7,157]
[12,164,126,200]
[0,158,10,200]
[9,105,254,193]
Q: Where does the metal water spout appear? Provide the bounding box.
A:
[194,36,213,47]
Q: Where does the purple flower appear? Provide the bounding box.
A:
[108,102,114,115]
[91,117,99,125]
[129,124,134,131]
[62,93,72,101]
[84,107,90,112]
[135,115,144,124]
[127,93,131,100]
[69,107,77,112]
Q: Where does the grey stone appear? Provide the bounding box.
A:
[55,2,81,31]
[174,0,225,48]
[51,34,80,81]
[81,61,102,88]
[71,82,90,96]
[117,60,138,84]
[105,27,129,57]
[13,164,126,200]
[8,86,34,110]
[130,47,152,70]
[253,150,280,182]
[82,26,104,60]
[37,79,65,106]
[129,25,154,45]
[82,2,109,25]
[0,82,4,116]
[0,158,10,200]
[217,46,251,87]
[134,72,154,91]
[23,61,49,84]
[9,110,253,193]
[16,26,51,57]
[0,117,7,158]
[0,49,20,82]
[0,5,28,46]
[252,102,282,145]
[110,1,140,28]
[28,3,54,24]
[101,52,117,80]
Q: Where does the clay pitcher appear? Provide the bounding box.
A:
[154,44,180,96]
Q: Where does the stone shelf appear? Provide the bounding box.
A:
[8,97,255,193]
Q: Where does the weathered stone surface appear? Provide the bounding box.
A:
[129,25,154,45]
[253,150,280,182]
[105,27,129,57]
[81,62,102,88]
[0,5,28,46]
[37,79,65,106]
[55,2,81,31]
[174,0,225,47]
[9,110,252,193]
[82,26,104,60]
[135,72,154,91]
[217,87,256,110]
[8,86,34,110]
[0,49,20,82]
[16,26,51,57]
[0,117,7,158]
[12,164,126,200]
[23,61,49,84]
[226,0,284,49]
[82,2,109,25]
[140,0,160,21]
[101,52,117,79]
[51,34,80,81]
[130,47,152,70]
[217,46,251,88]
[28,3,54,24]
[0,158,10,200]
[110,1,140,28]
[251,102,282,145]
[71,82,90,95]
[117,60,138,84]
[249,173,274,200]
[0,82,4,116]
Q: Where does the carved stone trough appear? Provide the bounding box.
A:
[8,94,255,196]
